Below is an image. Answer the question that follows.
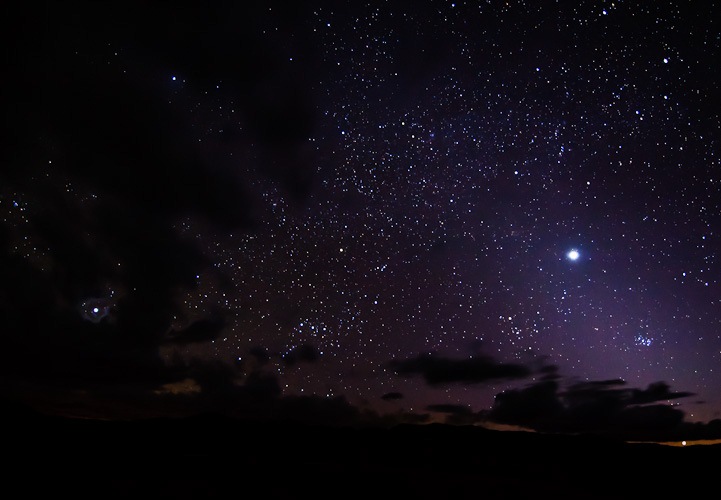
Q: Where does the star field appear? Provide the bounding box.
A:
[2,1,720,429]
[156,1,721,421]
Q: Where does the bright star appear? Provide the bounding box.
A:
[567,249,580,261]
[79,298,113,323]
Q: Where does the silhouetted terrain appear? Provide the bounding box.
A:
[2,404,717,499]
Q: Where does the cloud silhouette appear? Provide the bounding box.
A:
[165,315,227,345]
[384,351,719,440]
[282,344,321,366]
[426,404,473,415]
[389,353,531,385]
[485,377,704,440]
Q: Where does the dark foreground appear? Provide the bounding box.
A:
[4,410,719,499]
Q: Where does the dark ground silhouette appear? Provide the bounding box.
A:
[3,404,717,500]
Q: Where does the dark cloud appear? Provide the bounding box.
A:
[389,353,531,385]
[426,404,473,415]
[248,346,271,366]
[627,381,694,405]
[148,364,390,427]
[5,349,386,427]
[282,344,321,366]
[165,315,227,346]
[537,363,561,380]
[485,378,708,440]
[384,351,714,440]
[382,349,717,440]
[381,392,404,401]
[486,380,565,430]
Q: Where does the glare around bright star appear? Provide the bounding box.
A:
[567,249,580,261]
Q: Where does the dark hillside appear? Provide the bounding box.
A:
[2,407,716,499]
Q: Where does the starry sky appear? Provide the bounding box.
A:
[2,1,720,439]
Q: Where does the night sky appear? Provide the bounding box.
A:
[2,1,721,440]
